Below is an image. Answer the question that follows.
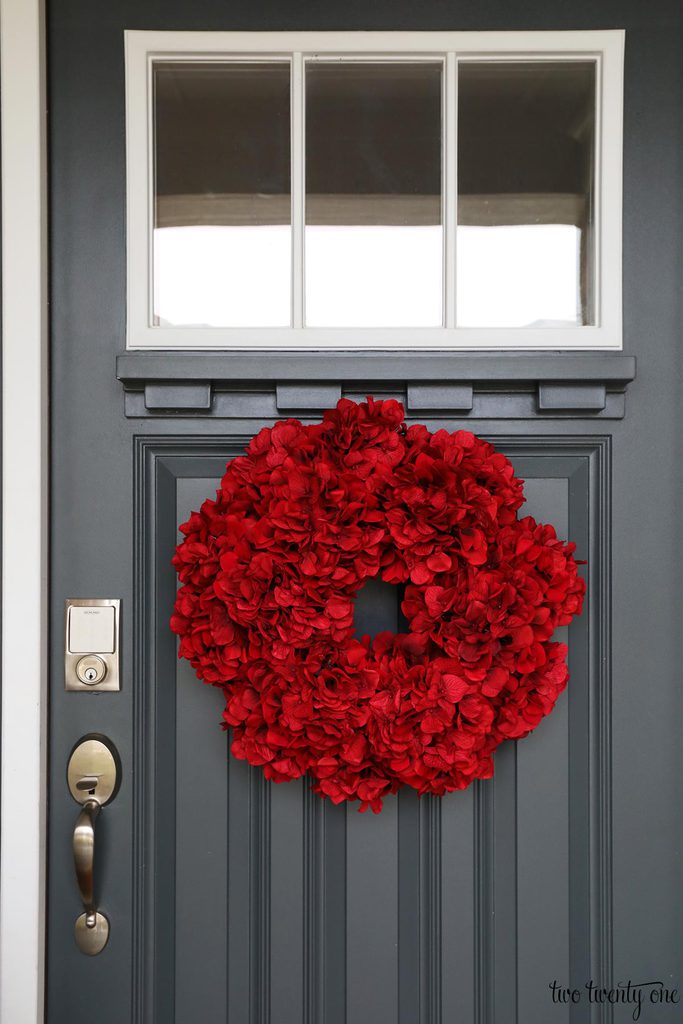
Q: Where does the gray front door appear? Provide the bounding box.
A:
[46,2,682,1022]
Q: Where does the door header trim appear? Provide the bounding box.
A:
[116,351,636,419]
[117,350,636,384]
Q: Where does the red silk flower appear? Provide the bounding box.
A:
[172,398,585,812]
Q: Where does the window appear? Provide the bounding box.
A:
[153,61,292,328]
[126,31,624,349]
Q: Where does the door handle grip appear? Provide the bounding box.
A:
[67,735,120,955]
[73,798,100,923]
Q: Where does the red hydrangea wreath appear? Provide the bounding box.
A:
[172,398,585,812]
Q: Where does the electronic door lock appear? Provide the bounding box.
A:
[65,599,120,691]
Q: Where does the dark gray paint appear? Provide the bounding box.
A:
[125,384,631,421]
[71,435,607,1024]
[407,383,475,411]
[116,351,636,385]
[538,383,607,411]
[47,1,682,1022]
[145,383,212,411]
[275,382,343,410]
[118,354,636,419]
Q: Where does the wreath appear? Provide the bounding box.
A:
[172,398,585,812]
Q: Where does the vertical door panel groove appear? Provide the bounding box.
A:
[250,771,271,1024]
[474,779,495,1024]
[427,798,443,1024]
[303,784,322,1024]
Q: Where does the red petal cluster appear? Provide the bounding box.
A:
[172,398,585,812]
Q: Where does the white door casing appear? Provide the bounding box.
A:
[0,0,48,1021]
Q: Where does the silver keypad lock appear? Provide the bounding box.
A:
[65,599,121,691]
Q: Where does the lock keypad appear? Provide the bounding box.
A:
[64,599,120,691]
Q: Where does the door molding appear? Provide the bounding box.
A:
[0,0,48,1021]
[117,352,636,420]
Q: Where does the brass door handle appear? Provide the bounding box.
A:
[73,799,100,925]
[67,735,120,955]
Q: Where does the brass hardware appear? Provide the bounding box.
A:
[67,735,120,954]
[67,736,120,806]
[64,598,121,692]
[74,912,110,957]
[74,799,100,919]
[75,654,107,685]
[76,776,99,792]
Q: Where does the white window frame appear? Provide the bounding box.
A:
[125,29,624,350]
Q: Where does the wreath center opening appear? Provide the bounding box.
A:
[352,576,409,641]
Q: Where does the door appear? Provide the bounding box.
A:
[46,3,682,1023]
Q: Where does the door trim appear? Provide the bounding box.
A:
[0,0,48,1020]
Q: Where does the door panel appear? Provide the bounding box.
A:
[123,437,605,1023]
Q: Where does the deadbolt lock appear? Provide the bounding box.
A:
[64,599,120,692]
[76,655,107,686]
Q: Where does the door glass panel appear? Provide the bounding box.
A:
[457,60,596,328]
[305,61,443,327]
[153,61,291,327]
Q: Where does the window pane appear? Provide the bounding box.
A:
[305,62,443,327]
[457,61,596,328]
[153,62,291,327]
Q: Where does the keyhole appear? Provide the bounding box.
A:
[76,776,99,796]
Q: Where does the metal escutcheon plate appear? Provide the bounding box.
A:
[67,736,120,806]
[74,911,109,955]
